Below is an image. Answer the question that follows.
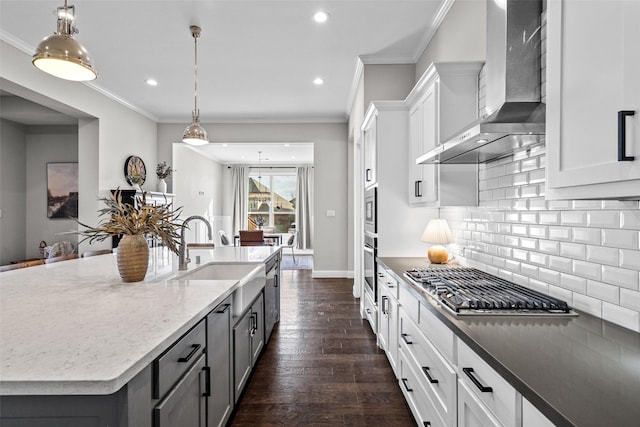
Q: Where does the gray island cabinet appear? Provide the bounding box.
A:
[0,246,281,427]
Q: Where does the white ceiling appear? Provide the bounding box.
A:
[0,0,450,163]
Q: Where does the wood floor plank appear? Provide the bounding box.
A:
[229,269,415,426]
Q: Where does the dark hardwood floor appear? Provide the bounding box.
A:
[229,269,416,426]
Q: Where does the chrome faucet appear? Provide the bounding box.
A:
[178,215,213,270]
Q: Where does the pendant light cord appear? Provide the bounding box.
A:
[191,26,201,118]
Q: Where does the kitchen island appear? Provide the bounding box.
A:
[379,257,640,427]
[0,245,281,426]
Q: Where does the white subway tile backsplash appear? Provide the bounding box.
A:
[446,144,640,331]
[571,227,601,245]
[587,280,619,304]
[572,293,602,317]
[620,289,640,311]
[573,260,602,281]
[561,273,587,294]
[602,303,640,333]
[586,245,619,267]
[549,226,571,241]
[620,249,640,270]
[538,211,560,225]
[548,284,573,302]
[549,255,572,273]
[539,267,560,284]
[602,266,639,290]
[620,210,640,230]
[560,242,586,260]
[561,211,588,226]
[587,210,620,228]
[601,229,639,250]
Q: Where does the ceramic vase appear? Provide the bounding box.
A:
[116,234,149,282]
[158,178,167,193]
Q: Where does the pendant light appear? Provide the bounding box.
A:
[182,25,209,145]
[256,151,270,209]
[32,0,97,81]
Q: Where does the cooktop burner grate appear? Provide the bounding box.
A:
[405,266,574,315]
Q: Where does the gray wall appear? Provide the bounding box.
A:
[0,119,27,264]
[159,122,348,276]
[25,126,79,260]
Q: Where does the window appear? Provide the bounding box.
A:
[248,171,296,233]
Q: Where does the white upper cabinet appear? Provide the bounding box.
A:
[406,62,482,206]
[546,0,640,199]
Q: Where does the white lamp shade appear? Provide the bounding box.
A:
[421,219,453,244]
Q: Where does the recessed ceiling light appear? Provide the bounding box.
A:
[313,11,329,23]
[222,143,228,147]
[146,78,158,86]
[313,77,324,86]
[291,156,297,159]
[284,143,290,147]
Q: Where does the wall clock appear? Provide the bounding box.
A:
[124,155,146,186]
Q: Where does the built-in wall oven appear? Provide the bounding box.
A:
[364,186,377,235]
[363,233,377,302]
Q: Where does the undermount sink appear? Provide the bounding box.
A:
[176,263,266,316]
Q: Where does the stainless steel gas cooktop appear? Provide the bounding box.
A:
[405,266,577,316]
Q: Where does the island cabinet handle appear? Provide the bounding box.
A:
[401,333,413,345]
[178,344,202,363]
[422,366,439,384]
[202,366,211,397]
[217,303,230,314]
[463,367,493,393]
[423,422,431,427]
[401,378,413,392]
[618,110,636,161]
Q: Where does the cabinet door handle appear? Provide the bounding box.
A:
[401,378,413,392]
[178,344,202,363]
[463,367,493,392]
[401,333,413,345]
[217,303,230,314]
[422,366,439,384]
[202,366,211,397]
[618,110,636,161]
[381,296,388,316]
[386,281,395,288]
[415,180,422,197]
[423,423,431,427]
[366,168,372,182]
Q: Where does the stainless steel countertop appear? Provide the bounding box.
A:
[379,257,640,427]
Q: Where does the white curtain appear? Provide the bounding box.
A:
[296,166,313,249]
[231,166,248,236]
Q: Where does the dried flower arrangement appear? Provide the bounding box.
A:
[76,189,183,255]
[156,161,172,179]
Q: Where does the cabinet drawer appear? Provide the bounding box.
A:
[383,271,399,300]
[419,302,454,364]
[364,290,377,335]
[398,281,420,324]
[400,309,456,426]
[154,321,206,400]
[457,378,501,427]
[399,347,447,427]
[457,339,516,426]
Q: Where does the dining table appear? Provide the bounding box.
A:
[233,233,282,246]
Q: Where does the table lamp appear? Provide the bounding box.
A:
[421,219,454,264]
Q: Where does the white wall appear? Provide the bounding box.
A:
[25,126,78,260]
[172,143,223,244]
[158,122,348,276]
[1,41,159,254]
[415,0,486,80]
[0,119,27,264]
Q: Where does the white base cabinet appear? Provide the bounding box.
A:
[233,293,264,403]
[375,265,555,427]
[546,0,640,199]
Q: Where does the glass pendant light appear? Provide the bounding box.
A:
[182,25,209,145]
[257,151,270,208]
[32,0,97,81]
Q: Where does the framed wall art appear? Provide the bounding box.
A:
[47,162,79,219]
[124,155,146,187]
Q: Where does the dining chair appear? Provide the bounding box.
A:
[282,233,296,263]
[0,259,45,272]
[82,249,113,257]
[45,253,79,264]
[239,230,265,246]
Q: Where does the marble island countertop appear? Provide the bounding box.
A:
[0,246,280,396]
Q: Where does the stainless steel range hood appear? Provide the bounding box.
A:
[417,0,544,164]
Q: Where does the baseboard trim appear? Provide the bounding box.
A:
[311,270,350,278]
